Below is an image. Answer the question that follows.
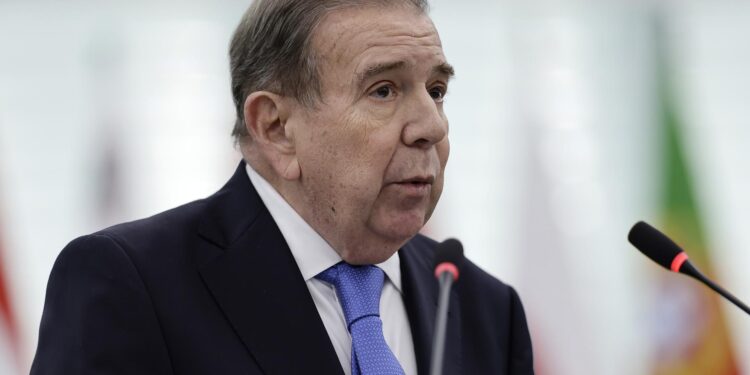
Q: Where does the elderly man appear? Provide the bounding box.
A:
[31,1,533,374]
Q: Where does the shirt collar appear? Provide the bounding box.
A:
[245,164,402,292]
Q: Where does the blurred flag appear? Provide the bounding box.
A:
[0,228,19,374]
[649,18,740,375]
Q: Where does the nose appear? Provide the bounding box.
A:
[401,89,448,148]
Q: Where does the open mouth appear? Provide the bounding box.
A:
[401,181,429,187]
[391,176,434,195]
[399,176,435,185]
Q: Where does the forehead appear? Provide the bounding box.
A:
[312,6,445,83]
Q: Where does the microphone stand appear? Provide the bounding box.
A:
[430,271,454,375]
[681,262,750,315]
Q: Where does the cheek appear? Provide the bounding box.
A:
[299,107,403,210]
[337,137,396,196]
[426,139,450,216]
[302,133,394,210]
[437,138,450,168]
[336,113,401,178]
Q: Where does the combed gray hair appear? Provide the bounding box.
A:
[229,0,429,143]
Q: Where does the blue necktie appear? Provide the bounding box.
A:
[317,263,405,375]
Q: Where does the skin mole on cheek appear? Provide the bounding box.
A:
[331,206,336,213]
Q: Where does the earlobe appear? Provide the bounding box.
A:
[282,157,301,181]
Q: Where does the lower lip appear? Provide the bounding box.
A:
[392,182,432,196]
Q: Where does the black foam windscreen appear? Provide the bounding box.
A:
[434,238,464,268]
[628,221,685,270]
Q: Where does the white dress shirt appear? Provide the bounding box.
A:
[245,164,418,375]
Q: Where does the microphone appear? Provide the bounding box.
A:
[628,221,750,315]
[430,238,463,375]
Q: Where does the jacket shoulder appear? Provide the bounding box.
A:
[91,198,210,257]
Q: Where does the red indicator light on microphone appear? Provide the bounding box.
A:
[434,262,459,281]
[670,252,688,273]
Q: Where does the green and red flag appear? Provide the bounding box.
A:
[650,18,740,375]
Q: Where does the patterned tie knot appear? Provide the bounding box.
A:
[316,263,384,330]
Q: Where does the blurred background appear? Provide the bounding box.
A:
[1,0,749,374]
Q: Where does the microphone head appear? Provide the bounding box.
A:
[628,221,687,272]
[434,238,464,281]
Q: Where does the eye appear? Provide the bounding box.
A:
[429,85,447,102]
[369,83,396,100]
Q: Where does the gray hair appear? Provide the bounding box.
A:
[229,0,429,143]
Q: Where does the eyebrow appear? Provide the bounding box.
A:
[433,62,455,79]
[354,60,456,91]
[357,61,408,86]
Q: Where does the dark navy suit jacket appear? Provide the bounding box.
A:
[31,162,534,374]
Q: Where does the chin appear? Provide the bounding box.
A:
[340,247,399,266]
[338,210,428,265]
[339,229,416,265]
[382,215,427,241]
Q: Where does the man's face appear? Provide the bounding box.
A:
[286,5,451,264]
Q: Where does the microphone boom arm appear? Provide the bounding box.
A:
[681,262,750,315]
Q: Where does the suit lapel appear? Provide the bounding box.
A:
[400,239,462,375]
[195,162,344,375]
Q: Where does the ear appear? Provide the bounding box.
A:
[243,91,301,181]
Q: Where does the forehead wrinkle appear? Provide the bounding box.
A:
[365,31,442,50]
[313,6,440,60]
[312,8,445,97]
[320,33,440,68]
[373,28,438,41]
[356,60,408,87]
[317,14,440,59]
